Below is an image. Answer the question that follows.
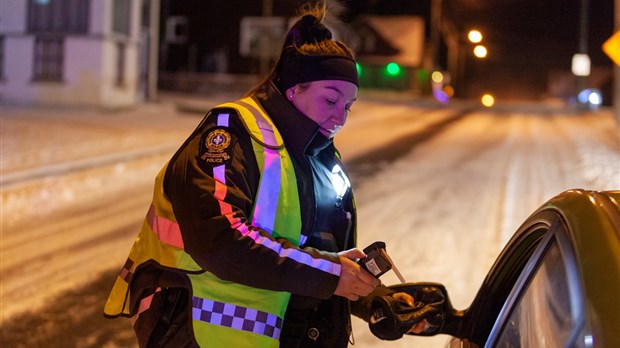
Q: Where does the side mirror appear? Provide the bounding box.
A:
[379,282,464,338]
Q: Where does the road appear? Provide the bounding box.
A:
[1,97,618,347]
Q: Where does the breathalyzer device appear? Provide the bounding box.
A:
[357,241,406,283]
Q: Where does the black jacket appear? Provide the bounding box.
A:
[162,83,360,347]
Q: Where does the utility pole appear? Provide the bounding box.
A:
[615,0,620,124]
[576,0,590,104]
[430,0,442,70]
[147,0,160,101]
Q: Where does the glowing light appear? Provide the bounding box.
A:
[443,85,454,97]
[572,54,591,76]
[433,89,450,104]
[356,63,362,76]
[331,164,351,202]
[431,71,444,83]
[473,45,487,58]
[386,62,401,76]
[481,94,495,107]
[468,30,483,43]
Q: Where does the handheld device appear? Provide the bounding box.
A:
[357,241,406,283]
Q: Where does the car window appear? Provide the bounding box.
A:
[495,239,574,347]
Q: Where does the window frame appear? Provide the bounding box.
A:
[112,0,132,36]
[27,0,90,34]
[32,35,65,82]
[485,219,586,347]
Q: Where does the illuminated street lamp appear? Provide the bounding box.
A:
[468,30,483,44]
[473,45,487,58]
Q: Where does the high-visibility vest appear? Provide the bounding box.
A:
[104,97,324,347]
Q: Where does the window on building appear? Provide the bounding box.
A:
[116,42,126,86]
[33,37,64,81]
[28,0,89,33]
[113,0,131,35]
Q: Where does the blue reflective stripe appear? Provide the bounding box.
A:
[217,113,229,127]
[227,100,339,275]
[192,297,283,339]
[243,229,341,276]
[252,147,280,233]
[235,100,281,234]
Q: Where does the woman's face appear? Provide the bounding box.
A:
[286,80,358,139]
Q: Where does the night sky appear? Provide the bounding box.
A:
[343,0,616,99]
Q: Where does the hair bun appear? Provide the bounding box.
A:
[290,14,332,45]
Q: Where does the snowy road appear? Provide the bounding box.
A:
[1,97,619,347]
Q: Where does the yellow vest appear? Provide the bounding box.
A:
[104,97,304,347]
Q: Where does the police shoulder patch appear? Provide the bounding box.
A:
[199,126,237,165]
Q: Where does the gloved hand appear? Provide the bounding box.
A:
[369,285,446,340]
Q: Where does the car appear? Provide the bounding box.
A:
[387,189,620,347]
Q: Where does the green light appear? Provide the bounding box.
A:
[386,62,400,76]
[356,63,362,76]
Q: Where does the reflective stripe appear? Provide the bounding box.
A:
[237,100,279,148]
[217,113,229,127]
[213,165,228,202]
[251,146,280,232]
[147,205,184,249]
[243,229,341,276]
[192,297,283,339]
[209,103,341,276]
[130,287,161,326]
[120,258,134,282]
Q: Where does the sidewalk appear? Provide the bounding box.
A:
[0,93,236,186]
[0,89,438,186]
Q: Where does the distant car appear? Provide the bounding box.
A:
[577,88,603,110]
[394,189,620,347]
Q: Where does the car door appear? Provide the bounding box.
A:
[484,218,587,347]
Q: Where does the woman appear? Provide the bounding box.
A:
[104,4,422,347]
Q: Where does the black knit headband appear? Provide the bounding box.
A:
[276,55,359,92]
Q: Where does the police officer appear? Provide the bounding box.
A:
[104,4,430,347]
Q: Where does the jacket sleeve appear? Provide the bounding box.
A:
[164,108,341,300]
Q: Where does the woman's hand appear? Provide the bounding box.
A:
[391,292,429,334]
[334,248,380,301]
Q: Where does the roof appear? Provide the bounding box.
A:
[357,15,426,67]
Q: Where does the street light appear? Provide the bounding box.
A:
[473,45,487,58]
[468,30,483,44]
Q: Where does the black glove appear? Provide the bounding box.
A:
[369,285,446,340]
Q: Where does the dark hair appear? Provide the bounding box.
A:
[246,4,355,97]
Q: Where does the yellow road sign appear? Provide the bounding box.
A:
[602,30,620,66]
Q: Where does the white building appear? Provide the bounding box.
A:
[0,0,158,108]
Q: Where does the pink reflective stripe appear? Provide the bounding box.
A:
[213,168,227,201]
[147,205,184,249]
[130,287,162,326]
[212,164,234,219]
[251,147,280,232]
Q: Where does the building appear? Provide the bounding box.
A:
[0,0,158,108]
[352,15,427,92]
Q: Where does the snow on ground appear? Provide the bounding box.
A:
[348,108,619,347]
[1,93,619,347]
